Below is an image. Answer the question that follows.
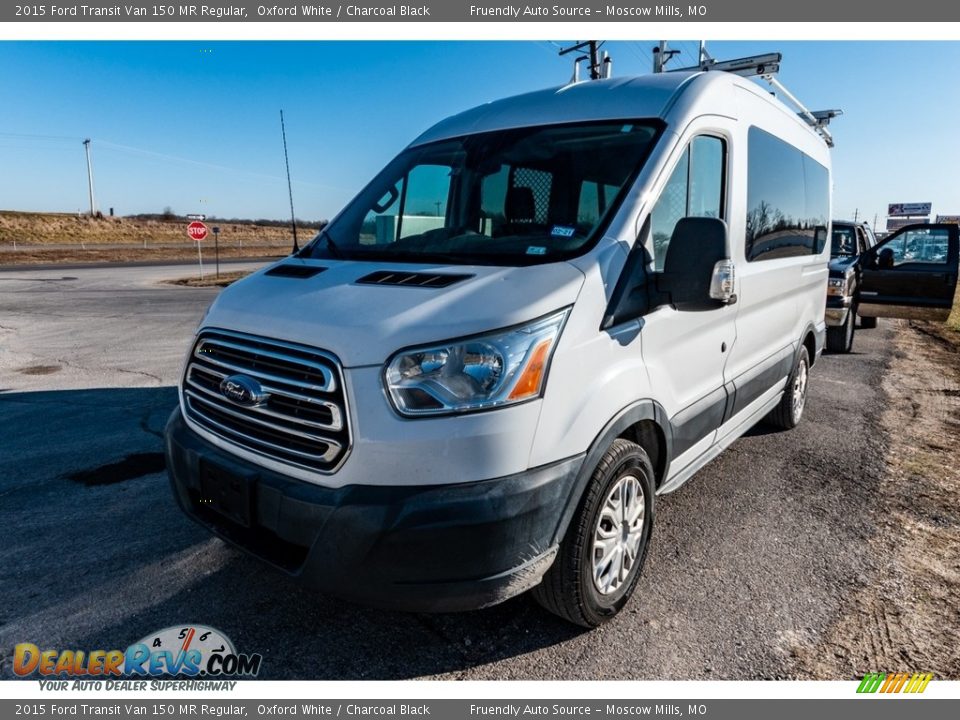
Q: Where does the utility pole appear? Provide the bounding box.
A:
[653,41,680,73]
[853,208,859,222]
[82,138,97,216]
[559,41,603,80]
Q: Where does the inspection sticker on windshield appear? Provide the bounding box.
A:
[526,246,548,255]
[550,225,575,238]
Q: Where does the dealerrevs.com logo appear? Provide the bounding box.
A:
[12,625,262,689]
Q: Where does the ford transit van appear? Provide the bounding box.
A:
[166,71,958,627]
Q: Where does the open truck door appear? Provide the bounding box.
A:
[859,224,959,322]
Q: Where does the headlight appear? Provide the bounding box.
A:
[826,277,848,297]
[384,309,570,416]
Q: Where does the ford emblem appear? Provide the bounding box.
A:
[219,374,268,407]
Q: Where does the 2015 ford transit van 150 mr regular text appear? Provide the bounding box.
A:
[165,71,959,627]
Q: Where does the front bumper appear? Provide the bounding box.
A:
[165,409,584,612]
[825,295,853,326]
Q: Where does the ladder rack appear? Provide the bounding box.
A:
[669,52,842,147]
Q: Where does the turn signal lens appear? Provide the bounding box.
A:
[507,339,554,401]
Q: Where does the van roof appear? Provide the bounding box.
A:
[412,72,751,146]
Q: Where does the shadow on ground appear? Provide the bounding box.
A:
[0,387,583,680]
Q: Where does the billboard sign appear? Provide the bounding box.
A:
[935,215,960,225]
[888,202,932,217]
[887,217,929,231]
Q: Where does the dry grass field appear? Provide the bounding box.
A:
[0,211,308,265]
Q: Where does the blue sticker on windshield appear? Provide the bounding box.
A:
[551,225,575,238]
[526,246,547,255]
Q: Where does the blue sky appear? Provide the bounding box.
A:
[2,41,959,227]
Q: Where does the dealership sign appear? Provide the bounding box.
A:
[888,202,932,217]
[887,217,928,231]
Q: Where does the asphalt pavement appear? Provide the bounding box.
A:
[0,264,892,680]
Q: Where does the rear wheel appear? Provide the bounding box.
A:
[765,346,810,430]
[826,306,856,353]
[532,438,654,628]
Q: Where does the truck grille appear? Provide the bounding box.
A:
[181,330,350,472]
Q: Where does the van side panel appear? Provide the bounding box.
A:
[720,86,830,429]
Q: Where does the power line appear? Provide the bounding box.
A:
[679,42,700,66]
[95,140,342,191]
[0,132,82,142]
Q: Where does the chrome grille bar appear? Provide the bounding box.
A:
[186,363,343,431]
[185,397,342,464]
[194,339,336,392]
[182,329,350,473]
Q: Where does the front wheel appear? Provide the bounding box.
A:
[765,346,810,430]
[532,438,655,628]
[826,305,856,353]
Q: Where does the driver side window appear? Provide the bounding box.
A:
[649,135,725,270]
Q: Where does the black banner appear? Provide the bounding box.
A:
[3,1,957,23]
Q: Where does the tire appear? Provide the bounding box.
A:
[765,346,810,430]
[860,315,878,329]
[826,306,856,353]
[533,438,655,628]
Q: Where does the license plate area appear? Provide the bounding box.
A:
[199,460,254,528]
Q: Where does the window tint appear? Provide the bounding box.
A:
[879,227,951,267]
[746,127,829,262]
[688,136,724,218]
[650,135,725,270]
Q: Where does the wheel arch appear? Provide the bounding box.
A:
[551,400,671,547]
[801,323,820,367]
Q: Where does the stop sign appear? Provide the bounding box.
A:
[187,221,208,241]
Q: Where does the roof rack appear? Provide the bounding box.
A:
[669,52,841,147]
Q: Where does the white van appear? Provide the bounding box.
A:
[166,71,958,627]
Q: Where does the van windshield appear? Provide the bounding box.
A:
[304,121,661,266]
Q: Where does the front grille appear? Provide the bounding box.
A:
[182,330,350,472]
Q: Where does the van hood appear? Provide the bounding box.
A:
[201,259,586,367]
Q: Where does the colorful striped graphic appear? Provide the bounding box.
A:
[856,672,933,694]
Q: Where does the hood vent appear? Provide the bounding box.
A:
[265,264,327,279]
[356,271,473,289]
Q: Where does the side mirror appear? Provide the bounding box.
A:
[656,217,734,311]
